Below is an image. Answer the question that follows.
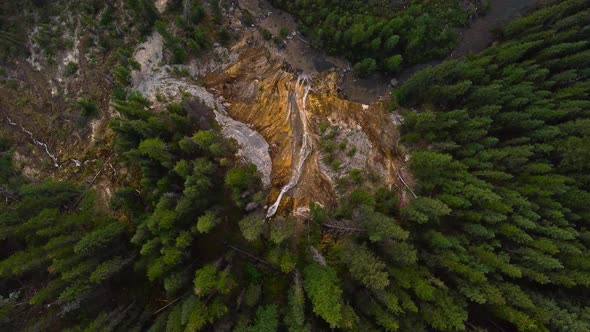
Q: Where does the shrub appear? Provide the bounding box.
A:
[280,27,289,38]
[65,62,78,76]
[78,98,99,119]
[261,29,272,41]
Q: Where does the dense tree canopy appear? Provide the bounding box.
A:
[270,0,484,75]
[0,156,138,329]
[392,0,590,329]
[3,0,590,331]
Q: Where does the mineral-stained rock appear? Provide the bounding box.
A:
[128,25,405,218]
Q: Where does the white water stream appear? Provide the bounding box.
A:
[266,75,313,218]
[6,116,60,168]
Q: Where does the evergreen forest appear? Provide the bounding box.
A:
[1,0,590,331]
[270,0,486,75]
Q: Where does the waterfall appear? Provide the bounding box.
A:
[266,75,313,218]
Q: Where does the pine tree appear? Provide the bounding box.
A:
[303,263,342,328]
[339,242,389,290]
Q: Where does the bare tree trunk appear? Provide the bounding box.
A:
[226,244,272,266]
[321,218,365,235]
[153,295,185,315]
[184,0,190,23]
[0,186,19,202]
[322,223,365,233]
[397,169,417,198]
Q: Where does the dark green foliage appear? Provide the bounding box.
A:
[268,246,296,273]
[284,274,308,331]
[269,217,295,244]
[308,184,427,330]
[261,28,272,41]
[89,256,131,283]
[154,0,213,64]
[64,62,78,76]
[0,170,137,330]
[339,241,389,290]
[0,1,30,62]
[0,139,18,188]
[361,204,408,242]
[353,58,377,76]
[0,0,157,65]
[155,20,188,64]
[244,282,262,307]
[77,97,99,120]
[210,0,222,24]
[219,26,232,46]
[289,2,590,330]
[247,304,279,332]
[384,54,403,74]
[193,263,235,296]
[196,210,219,233]
[393,0,590,330]
[6,1,590,331]
[303,263,342,328]
[109,86,265,329]
[226,164,261,207]
[239,214,266,242]
[280,27,289,38]
[121,0,159,38]
[270,0,479,74]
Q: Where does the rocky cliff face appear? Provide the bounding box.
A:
[202,41,407,216]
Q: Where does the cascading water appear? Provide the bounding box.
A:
[6,116,60,168]
[266,75,313,218]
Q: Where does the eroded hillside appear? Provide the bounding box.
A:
[1,0,410,218]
